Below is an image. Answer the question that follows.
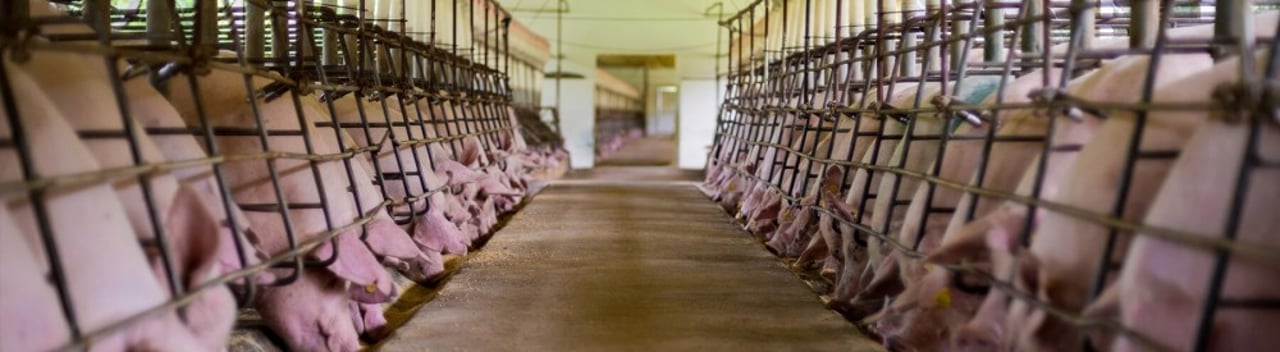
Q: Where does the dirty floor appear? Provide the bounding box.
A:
[374,166,880,351]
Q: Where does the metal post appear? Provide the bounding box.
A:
[1020,0,1042,72]
[556,0,564,135]
[1129,0,1157,49]
[983,0,1003,62]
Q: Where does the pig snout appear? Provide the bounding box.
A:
[952,321,1002,352]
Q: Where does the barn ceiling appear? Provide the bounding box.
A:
[498,0,752,73]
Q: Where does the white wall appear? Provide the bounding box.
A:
[601,66,681,136]
[542,60,597,169]
[677,79,719,169]
[654,87,679,135]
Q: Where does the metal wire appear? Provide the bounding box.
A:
[707,0,1280,350]
[0,0,542,350]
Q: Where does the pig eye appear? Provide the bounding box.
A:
[952,271,991,295]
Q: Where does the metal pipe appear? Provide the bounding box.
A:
[555,0,565,134]
[983,0,1004,61]
[271,0,289,63]
[323,0,340,65]
[246,1,266,59]
[1019,0,1042,72]
[1129,0,1158,49]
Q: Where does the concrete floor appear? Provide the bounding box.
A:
[374,170,881,351]
[564,166,704,182]
[596,134,677,167]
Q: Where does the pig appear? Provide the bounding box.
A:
[767,164,847,257]
[1001,45,1277,352]
[121,66,272,280]
[867,13,1280,347]
[850,77,1003,324]
[18,42,249,351]
[0,199,71,351]
[825,82,934,308]
[928,54,1218,352]
[913,52,1214,351]
[800,100,885,278]
[1083,50,1280,352]
[257,271,361,351]
[321,93,470,257]
[345,154,447,283]
[21,3,260,348]
[1,60,204,351]
[857,67,1065,351]
[167,68,401,350]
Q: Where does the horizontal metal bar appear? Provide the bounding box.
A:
[237,202,326,212]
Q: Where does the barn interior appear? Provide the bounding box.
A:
[1,0,1278,351]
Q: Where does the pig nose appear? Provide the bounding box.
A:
[883,335,912,352]
[952,324,998,352]
[874,311,901,334]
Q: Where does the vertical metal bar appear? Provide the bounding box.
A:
[272,0,290,63]
[88,0,187,303]
[902,6,920,77]
[914,0,979,250]
[335,22,397,215]
[1129,0,1158,49]
[836,33,867,191]
[147,0,172,51]
[555,0,563,136]
[817,0,848,196]
[876,12,933,242]
[1086,0,1178,312]
[983,0,1004,62]
[768,0,791,187]
[1213,0,1247,60]
[1020,0,1042,73]
[218,0,307,283]
[323,0,340,65]
[789,0,819,197]
[0,24,84,343]
[1193,38,1266,352]
[285,0,342,246]
[965,0,1033,223]
[370,1,424,221]
[181,0,258,301]
[309,17,373,244]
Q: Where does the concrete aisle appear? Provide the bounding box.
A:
[596,134,677,166]
[377,174,881,351]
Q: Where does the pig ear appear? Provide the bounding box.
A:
[821,165,846,195]
[824,195,858,223]
[164,186,225,285]
[861,256,904,299]
[362,218,422,260]
[1015,252,1041,290]
[925,220,993,265]
[430,143,450,162]
[1081,284,1119,320]
[460,137,482,165]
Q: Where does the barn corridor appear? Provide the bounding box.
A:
[376,164,879,351]
[13,1,1276,351]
